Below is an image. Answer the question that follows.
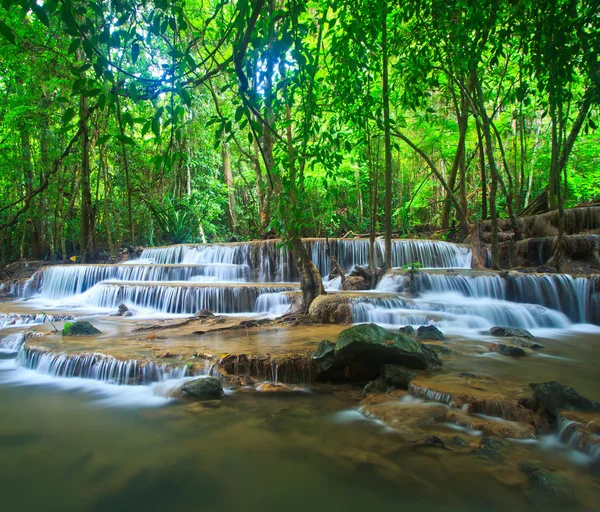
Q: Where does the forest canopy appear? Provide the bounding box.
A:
[0,0,598,265]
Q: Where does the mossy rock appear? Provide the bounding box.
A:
[62,321,101,337]
[334,323,441,377]
[179,377,224,400]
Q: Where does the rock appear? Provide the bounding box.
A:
[62,321,101,336]
[529,381,600,414]
[334,324,442,377]
[122,311,133,317]
[341,276,369,291]
[381,364,416,389]
[508,336,544,350]
[472,438,506,461]
[518,461,543,474]
[312,340,345,381]
[118,303,129,315]
[410,436,449,450]
[398,326,415,336]
[256,382,295,393]
[179,377,224,400]
[490,326,534,339]
[427,344,452,355]
[308,295,352,324]
[416,325,445,341]
[193,309,214,318]
[364,377,392,395]
[527,470,575,508]
[446,436,469,448]
[490,343,528,357]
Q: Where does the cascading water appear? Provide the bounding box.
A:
[16,348,188,385]
[34,263,249,299]
[508,273,597,324]
[80,282,299,314]
[350,295,571,331]
[254,293,292,315]
[0,313,76,329]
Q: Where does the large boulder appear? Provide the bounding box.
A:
[312,340,345,381]
[490,326,534,339]
[179,377,224,400]
[308,295,351,324]
[62,321,101,336]
[416,325,445,341]
[334,324,441,377]
[529,381,600,415]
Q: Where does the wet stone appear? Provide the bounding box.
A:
[527,470,576,509]
[179,377,224,400]
[62,321,101,337]
[416,325,445,341]
[490,343,528,357]
[398,326,415,336]
[490,326,534,339]
[334,324,442,378]
[529,381,600,414]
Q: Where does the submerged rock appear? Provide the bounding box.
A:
[334,324,441,376]
[490,343,529,357]
[62,321,101,336]
[490,326,534,339]
[179,377,224,400]
[529,381,600,414]
[527,470,576,509]
[416,325,445,341]
[364,364,416,395]
[509,336,544,350]
[256,382,295,393]
[381,364,416,389]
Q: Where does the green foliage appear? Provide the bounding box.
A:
[0,0,598,264]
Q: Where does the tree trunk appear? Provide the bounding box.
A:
[79,93,94,263]
[381,4,393,269]
[290,237,325,314]
[221,137,237,234]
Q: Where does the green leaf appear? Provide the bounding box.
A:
[0,20,16,45]
[30,2,50,27]
[116,134,135,145]
[235,106,244,122]
[97,134,111,145]
[63,107,76,125]
[123,111,134,127]
[131,43,140,64]
[68,39,80,54]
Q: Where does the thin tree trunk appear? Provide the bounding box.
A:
[382,4,393,269]
[79,93,94,263]
[221,135,237,234]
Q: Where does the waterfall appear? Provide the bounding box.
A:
[139,245,189,264]
[16,348,188,385]
[0,313,76,329]
[254,293,292,315]
[81,282,299,314]
[0,332,26,351]
[416,273,506,299]
[350,295,571,330]
[508,273,597,324]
